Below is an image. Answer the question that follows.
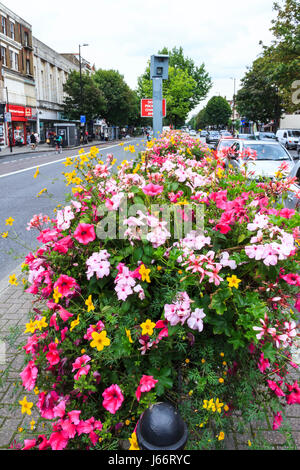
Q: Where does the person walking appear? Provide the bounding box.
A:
[54,133,63,154]
[30,132,36,150]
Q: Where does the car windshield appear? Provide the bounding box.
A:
[260,133,276,139]
[243,144,289,160]
[288,131,300,137]
[219,140,235,149]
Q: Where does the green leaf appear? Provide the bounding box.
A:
[209,288,232,315]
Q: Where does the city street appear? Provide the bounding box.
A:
[0,138,145,281]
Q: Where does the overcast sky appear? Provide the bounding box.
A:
[9,0,277,117]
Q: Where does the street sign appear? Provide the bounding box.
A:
[4,112,11,123]
[80,115,86,124]
[141,99,166,118]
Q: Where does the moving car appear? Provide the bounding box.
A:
[276,129,300,150]
[206,131,220,145]
[225,140,295,179]
[238,134,257,140]
[256,132,277,140]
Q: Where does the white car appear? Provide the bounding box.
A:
[283,160,300,210]
[276,129,300,150]
[189,130,197,137]
[225,140,295,179]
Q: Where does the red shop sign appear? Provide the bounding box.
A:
[8,105,32,120]
[141,99,166,118]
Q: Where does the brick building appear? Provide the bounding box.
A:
[0,2,36,146]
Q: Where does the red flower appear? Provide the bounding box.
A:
[102,384,124,414]
[53,274,78,297]
[135,375,158,402]
[73,223,96,245]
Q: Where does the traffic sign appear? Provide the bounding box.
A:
[141,99,166,118]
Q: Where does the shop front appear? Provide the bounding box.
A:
[7,105,33,146]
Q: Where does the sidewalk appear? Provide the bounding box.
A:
[0,271,299,450]
[0,138,131,158]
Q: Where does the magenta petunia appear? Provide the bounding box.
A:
[102,384,124,414]
[73,223,96,245]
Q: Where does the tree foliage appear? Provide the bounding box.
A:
[204,96,232,128]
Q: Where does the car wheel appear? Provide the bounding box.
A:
[285,142,289,150]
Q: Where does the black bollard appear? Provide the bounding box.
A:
[136,402,188,450]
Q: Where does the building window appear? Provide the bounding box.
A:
[14,53,18,71]
[1,46,6,66]
[26,59,31,75]
[2,17,6,36]
[24,31,29,46]
[10,22,15,40]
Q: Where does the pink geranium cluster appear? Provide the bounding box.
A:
[114,263,144,301]
[86,250,111,280]
[183,250,224,286]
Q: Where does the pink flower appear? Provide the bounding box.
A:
[49,430,69,451]
[46,342,60,366]
[142,183,164,196]
[54,274,78,298]
[187,308,206,332]
[102,384,124,414]
[72,355,91,381]
[267,380,285,397]
[136,375,158,402]
[280,208,295,219]
[22,439,37,450]
[20,361,38,391]
[257,353,270,373]
[286,381,300,405]
[73,223,96,245]
[272,412,283,430]
[281,273,300,286]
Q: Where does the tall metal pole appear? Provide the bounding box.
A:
[79,44,84,143]
[153,77,163,138]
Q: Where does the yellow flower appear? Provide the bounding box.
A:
[18,427,23,433]
[19,396,33,416]
[201,359,206,364]
[1,232,8,238]
[63,157,74,167]
[36,317,48,330]
[226,275,241,289]
[34,387,40,395]
[140,319,156,336]
[70,315,80,332]
[215,398,224,413]
[24,319,37,334]
[85,295,95,312]
[129,432,140,451]
[90,330,110,351]
[218,432,225,441]
[125,328,133,344]
[33,167,40,179]
[53,287,62,304]
[5,217,14,226]
[185,359,190,364]
[125,420,130,426]
[139,264,151,283]
[224,405,229,412]
[37,188,47,198]
[248,440,252,447]
[9,274,19,286]
[81,349,86,354]
[219,378,224,384]
[30,419,36,430]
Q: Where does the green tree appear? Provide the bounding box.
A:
[195,107,209,130]
[204,96,232,128]
[93,69,137,126]
[235,57,284,129]
[63,71,107,122]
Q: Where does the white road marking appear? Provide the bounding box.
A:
[0,141,137,179]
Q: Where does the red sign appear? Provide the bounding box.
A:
[141,99,166,118]
[8,105,32,120]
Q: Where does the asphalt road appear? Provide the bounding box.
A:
[0,138,146,282]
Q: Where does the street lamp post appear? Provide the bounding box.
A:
[79,43,89,143]
[230,77,236,134]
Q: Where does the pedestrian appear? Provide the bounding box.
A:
[54,133,63,154]
[34,132,39,147]
[30,132,36,150]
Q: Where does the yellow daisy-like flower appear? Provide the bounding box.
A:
[5,217,14,226]
[70,315,80,332]
[85,295,95,312]
[129,432,140,451]
[125,328,133,344]
[19,396,33,416]
[1,232,8,238]
[139,264,151,283]
[9,274,19,286]
[90,330,110,352]
[226,275,241,289]
[63,157,74,167]
[140,319,156,336]
[53,287,62,304]
[24,319,38,334]
[219,378,224,384]
[218,432,225,441]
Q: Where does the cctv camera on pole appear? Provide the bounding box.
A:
[150,55,169,138]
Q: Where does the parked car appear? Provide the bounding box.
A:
[276,129,300,150]
[220,131,232,137]
[297,140,300,157]
[189,129,197,137]
[256,132,277,140]
[206,131,220,145]
[238,134,257,140]
[225,140,295,179]
[282,160,300,210]
[200,130,208,137]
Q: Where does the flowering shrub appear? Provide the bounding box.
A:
[12,132,300,450]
